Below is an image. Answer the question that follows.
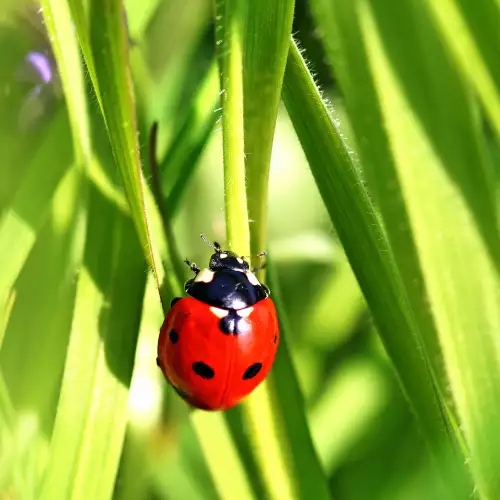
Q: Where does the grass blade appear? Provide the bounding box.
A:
[81,0,165,303]
[40,0,92,166]
[0,112,72,350]
[212,1,317,498]
[243,0,295,257]
[160,60,219,217]
[264,261,332,499]
[424,0,500,138]
[214,0,249,253]
[0,166,85,435]
[282,40,471,496]
[40,185,146,500]
[353,1,500,496]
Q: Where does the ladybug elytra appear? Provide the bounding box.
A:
[157,235,280,411]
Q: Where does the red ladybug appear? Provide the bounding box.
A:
[157,235,280,411]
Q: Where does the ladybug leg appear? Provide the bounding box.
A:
[251,251,268,273]
[184,259,200,275]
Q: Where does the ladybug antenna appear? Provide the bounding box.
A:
[242,251,267,259]
[200,234,221,253]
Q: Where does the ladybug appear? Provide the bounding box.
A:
[157,235,280,411]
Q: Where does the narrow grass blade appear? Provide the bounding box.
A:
[243,0,295,257]
[40,0,92,167]
[0,166,85,434]
[213,1,310,498]
[73,0,165,304]
[191,412,255,500]
[0,113,72,350]
[282,40,472,496]
[310,357,388,472]
[40,185,147,500]
[262,261,332,500]
[214,0,249,253]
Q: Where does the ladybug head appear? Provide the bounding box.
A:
[209,249,250,273]
[200,235,266,274]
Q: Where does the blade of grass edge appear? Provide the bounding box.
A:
[282,40,472,497]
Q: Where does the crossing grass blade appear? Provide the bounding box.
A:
[282,39,472,497]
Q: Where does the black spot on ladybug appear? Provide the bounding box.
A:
[243,363,262,380]
[219,310,250,335]
[273,334,277,344]
[169,329,179,344]
[156,357,160,366]
[192,361,215,379]
[170,297,181,308]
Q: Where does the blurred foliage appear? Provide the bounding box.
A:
[1,0,500,499]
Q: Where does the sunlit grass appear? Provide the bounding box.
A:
[1,0,500,499]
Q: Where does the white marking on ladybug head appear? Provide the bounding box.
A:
[246,271,260,286]
[220,253,227,258]
[210,307,229,318]
[236,307,253,318]
[237,257,243,264]
[194,268,215,283]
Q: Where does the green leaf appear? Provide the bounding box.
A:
[282,39,471,496]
